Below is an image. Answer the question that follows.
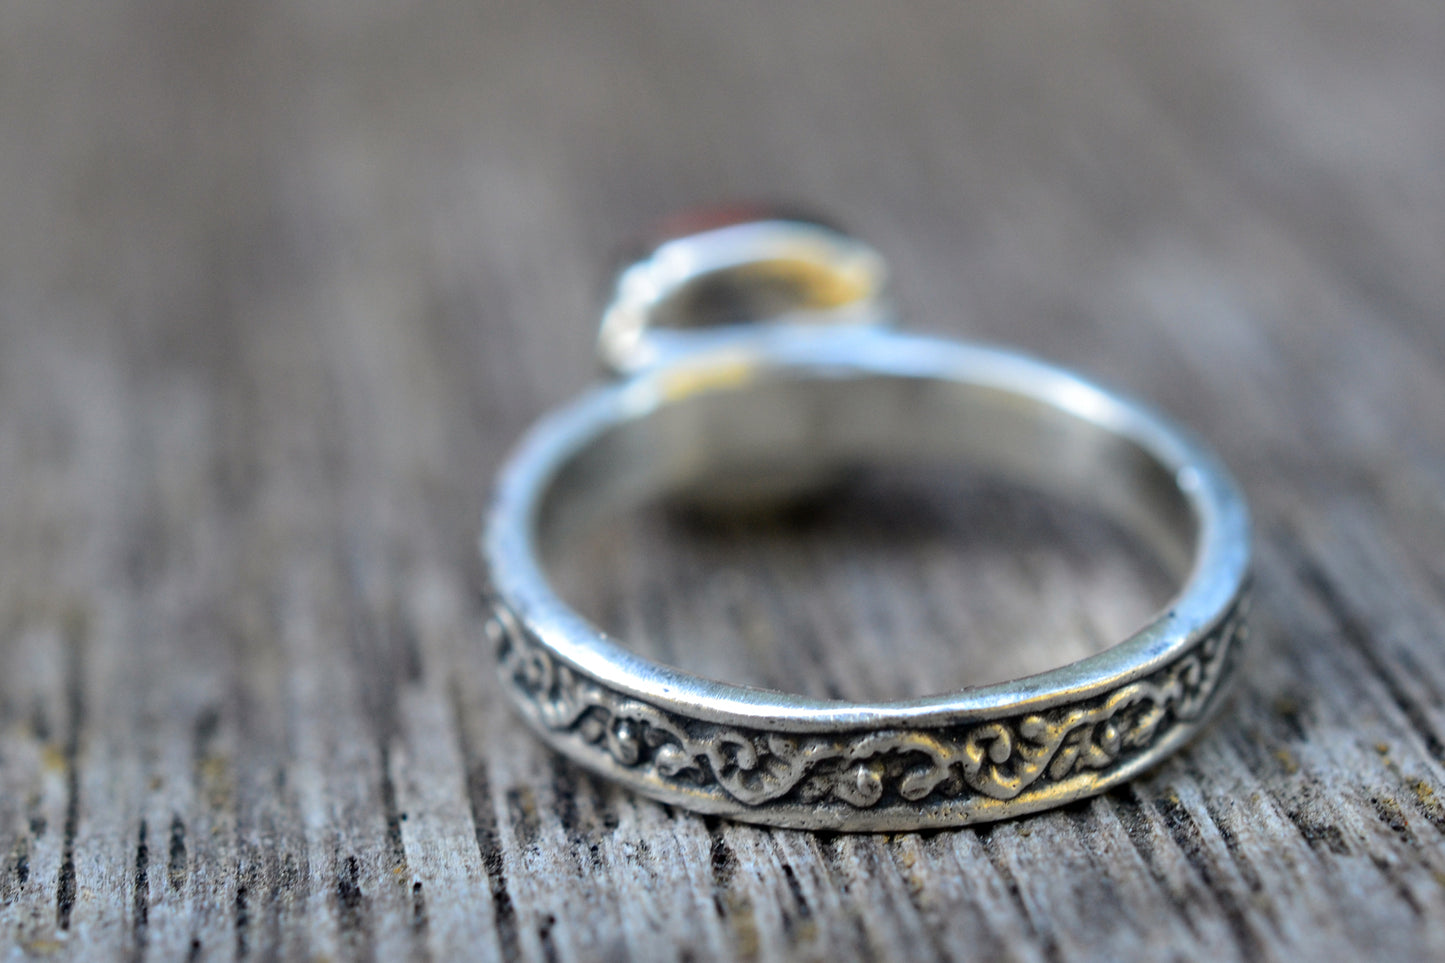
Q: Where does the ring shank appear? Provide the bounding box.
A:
[484,328,1250,829]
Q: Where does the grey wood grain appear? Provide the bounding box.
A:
[3,0,1445,959]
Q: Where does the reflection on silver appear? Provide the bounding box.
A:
[482,214,1252,830]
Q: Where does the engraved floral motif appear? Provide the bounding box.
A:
[491,598,1247,810]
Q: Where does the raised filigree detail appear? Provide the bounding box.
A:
[490,598,1247,811]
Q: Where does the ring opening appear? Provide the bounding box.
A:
[549,468,1179,699]
[526,361,1202,698]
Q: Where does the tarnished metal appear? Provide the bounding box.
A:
[482,214,1252,830]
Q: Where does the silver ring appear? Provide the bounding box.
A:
[482,213,1252,831]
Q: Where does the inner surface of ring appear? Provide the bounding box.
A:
[536,370,1198,587]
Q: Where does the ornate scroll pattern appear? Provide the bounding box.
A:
[490,597,1247,811]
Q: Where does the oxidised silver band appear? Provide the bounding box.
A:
[482,217,1251,830]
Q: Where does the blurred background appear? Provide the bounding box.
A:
[2,1,1445,959]
[5,0,1442,594]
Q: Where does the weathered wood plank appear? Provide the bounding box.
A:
[2,0,1445,959]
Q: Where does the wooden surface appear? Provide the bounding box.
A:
[3,0,1445,959]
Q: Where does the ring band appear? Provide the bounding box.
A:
[482,215,1252,830]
